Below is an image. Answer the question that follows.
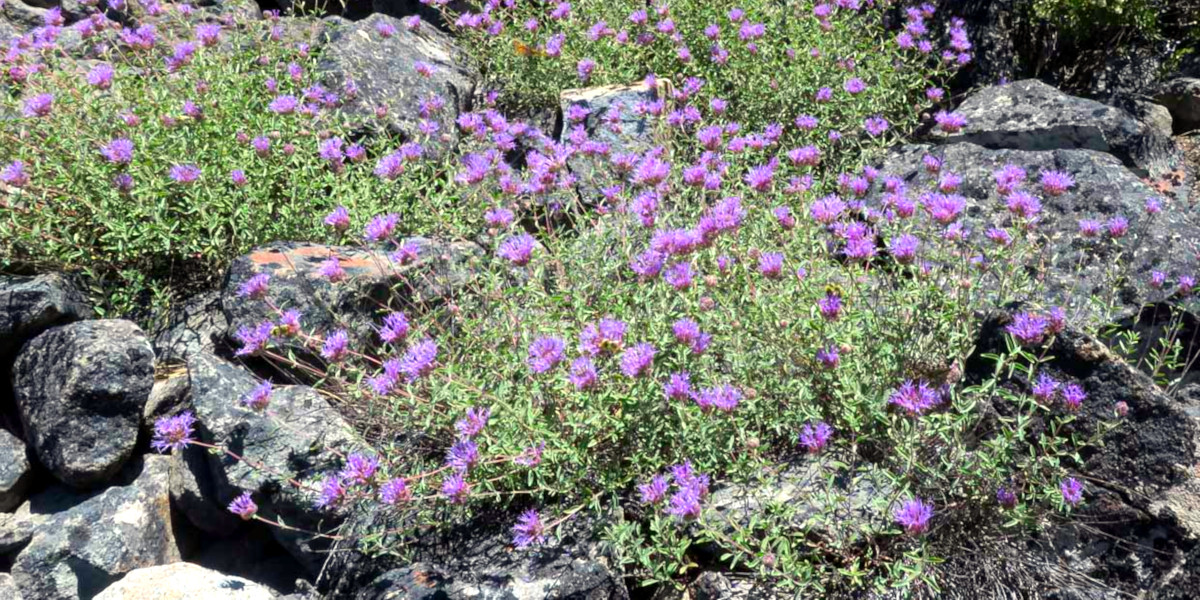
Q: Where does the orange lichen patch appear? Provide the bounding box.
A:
[247,245,391,275]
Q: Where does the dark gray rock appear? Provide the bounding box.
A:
[169,448,242,538]
[143,374,190,430]
[151,291,229,365]
[317,14,477,149]
[868,142,1200,323]
[559,83,659,206]
[0,428,31,511]
[221,239,481,360]
[0,504,35,555]
[11,456,182,600]
[180,353,361,574]
[12,319,154,488]
[0,273,89,360]
[932,80,1187,187]
[1156,78,1200,134]
[357,557,627,600]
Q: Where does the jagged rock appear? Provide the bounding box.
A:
[221,239,481,360]
[0,504,35,555]
[868,143,1200,323]
[0,273,89,360]
[1156,78,1200,134]
[0,428,31,511]
[93,563,278,600]
[932,80,1187,186]
[144,374,191,430]
[179,353,361,573]
[357,558,627,600]
[317,14,477,149]
[704,450,893,546]
[559,83,660,205]
[12,319,154,488]
[11,456,182,600]
[151,291,229,364]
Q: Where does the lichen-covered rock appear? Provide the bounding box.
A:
[12,319,154,487]
[0,573,21,600]
[0,504,35,556]
[1156,78,1200,134]
[0,428,31,511]
[317,14,477,149]
[180,353,361,573]
[0,273,89,360]
[94,563,278,600]
[868,143,1200,323]
[221,239,481,360]
[559,83,659,205]
[11,456,181,600]
[143,374,191,431]
[357,558,627,600]
[932,80,1187,187]
[151,291,229,364]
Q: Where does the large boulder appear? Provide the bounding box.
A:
[0,273,89,360]
[318,14,478,149]
[94,563,278,600]
[1156,78,1200,134]
[0,428,32,511]
[559,83,659,206]
[932,80,1188,188]
[151,291,229,365]
[177,353,362,573]
[868,142,1200,323]
[11,456,182,600]
[12,319,154,487]
[221,239,481,361]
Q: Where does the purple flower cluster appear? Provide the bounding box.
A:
[640,461,710,520]
[888,379,942,416]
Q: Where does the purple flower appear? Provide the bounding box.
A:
[1,161,29,188]
[620,343,656,378]
[579,318,627,356]
[399,339,438,382]
[663,262,694,290]
[569,357,598,390]
[843,77,867,94]
[228,492,258,520]
[1031,373,1058,403]
[816,346,839,369]
[485,207,514,228]
[758,253,784,278]
[818,293,842,321]
[864,116,889,137]
[639,474,670,504]
[238,273,270,299]
[1180,275,1196,295]
[888,234,919,264]
[889,380,941,415]
[446,440,479,472]
[667,487,702,519]
[315,475,346,509]
[1060,477,1083,506]
[319,257,346,283]
[100,138,134,165]
[986,228,1013,246]
[234,322,272,356]
[528,337,565,374]
[1078,219,1102,238]
[321,330,349,361]
[1150,270,1167,289]
[241,380,273,411]
[576,58,596,82]
[1007,312,1048,346]
[499,234,535,266]
[893,498,933,534]
[514,441,545,467]
[799,421,833,453]
[269,95,298,114]
[1145,197,1163,215]
[380,478,410,504]
[993,164,1027,194]
[809,195,845,224]
[341,453,379,486]
[774,206,795,230]
[169,164,201,184]
[934,111,967,133]
[512,509,546,548]
[151,411,196,453]
[664,372,692,401]
[692,384,741,412]
[23,93,54,118]
[925,193,966,224]
[630,250,666,280]
[1040,170,1074,196]
[456,407,491,438]
[1107,215,1129,238]
[1007,191,1043,219]
[1061,383,1086,411]
[88,63,114,89]
[996,486,1017,509]
[230,170,248,187]
[441,472,470,503]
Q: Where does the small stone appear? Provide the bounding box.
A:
[0,429,32,511]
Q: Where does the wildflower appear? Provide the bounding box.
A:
[925,193,966,224]
[799,421,833,453]
[230,170,248,187]
[456,407,491,438]
[630,250,666,280]
[816,346,839,369]
[234,322,272,356]
[380,478,410,504]
[993,164,1027,194]
[579,318,627,356]
[664,372,692,401]
[321,330,349,361]
[639,474,670,504]
[512,509,546,548]
[934,111,967,133]
[514,441,545,467]
[1107,215,1129,238]
[1179,275,1196,295]
[363,213,398,242]
[1047,306,1067,334]
[1031,373,1058,403]
[228,492,257,520]
[241,380,273,411]
[996,487,1017,509]
[1040,170,1074,196]
[1,161,29,188]
[1145,197,1162,215]
[889,380,941,415]
[810,194,846,224]
[100,138,134,165]
[844,77,867,94]
[1061,383,1086,411]
[864,116,889,136]
[620,343,656,378]
[663,262,694,290]
[23,94,53,118]
[1150,271,1167,289]
[528,337,565,374]
[151,411,196,453]
[399,339,438,382]
[446,440,479,472]
[485,207,514,228]
[341,454,379,486]
[441,472,470,503]
[268,95,298,114]
[238,273,270,300]
[672,319,711,354]
[499,234,535,266]
[576,58,596,82]
[169,164,201,184]
[88,63,114,89]
[1007,312,1048,346]
[986,228,1013,246]
[818,293,842,321]
[923,154,943,173]
[1060,477,1083,506]
[252,136,271,156]
[667,487,702,519]
[569,357,598,390]
[758,253,784,278]
[315,475,346,509]
[113,174,135,193]
[1115,401,1130,417]
[319,257,346,283]
[693,384,741,412]
[893,498,933,534]
[1078,219,1102,238]
[926,87,945,101]
[196,23,221,46]
[889,234,919,264]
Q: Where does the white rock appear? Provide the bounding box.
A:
[95,563,277,600]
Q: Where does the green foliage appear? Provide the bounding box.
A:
[1031,0,1159,38]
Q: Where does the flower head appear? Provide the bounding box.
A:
[151,411,196,453]
[23,93,54,118]
[399,339,438,382]
[340,453,379,486]
[1061,383,1086,411]
[1007,312,1048,346]
[441,472,470,503]
[799,421,833,453]
[237,273,270,299]
[569,357,598,390]
[512,509,547,548]
[818,293,842,321]
[499,234,536,266]
[321,330,349,361]
[456,407,491,438]
[241,380,273,411]
[528,336,565,374]
[996,486,1017,508]
[620,343,656,378]
[315,475,345,509]
[1040,170,1074,196]
[100,138,134,165]
[893,498,933,534]
[639,474,670,504]
[227,492,257,520]
[380,478,411,504]
[1060,477,1083,506]
[169,164,201,184]
[889,380,942,416]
